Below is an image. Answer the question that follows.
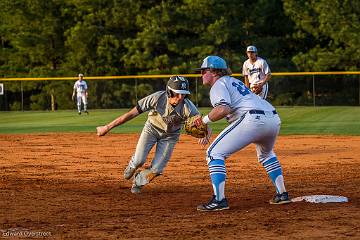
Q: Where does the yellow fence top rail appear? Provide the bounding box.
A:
[1,71,360,81]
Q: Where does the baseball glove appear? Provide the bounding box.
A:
[184,115,208,138]
[250,84,263,95]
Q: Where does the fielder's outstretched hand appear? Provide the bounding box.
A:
[96,125,109,136]
[198,126,212,147]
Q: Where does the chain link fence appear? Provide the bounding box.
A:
[0,72,359,111]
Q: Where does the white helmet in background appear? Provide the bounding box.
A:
[246,45,258,53]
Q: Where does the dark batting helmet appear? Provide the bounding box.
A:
[166,76,190,97]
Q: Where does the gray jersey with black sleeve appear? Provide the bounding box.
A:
[136,91,199,133]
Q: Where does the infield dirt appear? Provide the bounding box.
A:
[1,134,359,239]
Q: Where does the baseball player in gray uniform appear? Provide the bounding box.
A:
[72,73,89,115]
[96,76,203,194]
[242,46,271,99]
[194,56,290,211]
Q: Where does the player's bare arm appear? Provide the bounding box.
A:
[96,107,140,136]
[259,73,271,87]
[107,107,140,129]
[207,105,231,122]
[244,75,250,88]
[192,105,231,127]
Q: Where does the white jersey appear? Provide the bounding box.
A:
[73,80,88,95]
[242,57,271,85]
[210,76,275,123]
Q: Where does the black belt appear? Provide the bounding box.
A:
[249,110,277,115]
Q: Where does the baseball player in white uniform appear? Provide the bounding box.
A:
[195,56,290,211]
[72,73,89,115]
[96,76,204,194]
[242,46,271,99]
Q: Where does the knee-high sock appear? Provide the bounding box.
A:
[84,104,87,111]
[208,159,226,201]
[77,103,81,112]
[261,157,286,194]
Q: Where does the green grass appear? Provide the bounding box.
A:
[0,107,359,135]
[277,106,360,135]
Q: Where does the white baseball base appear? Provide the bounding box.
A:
[291,195,348,203]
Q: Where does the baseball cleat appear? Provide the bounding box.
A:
[269,192,291,205]
[197,195,230,212]
[85,111,89,115]
[130,184,142,194]
[78,112,81,115]
[123,165,138,180]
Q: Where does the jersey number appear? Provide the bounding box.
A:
[232,81,250,96]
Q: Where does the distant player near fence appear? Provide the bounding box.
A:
[242,46,271,99]
[72,73,88,115]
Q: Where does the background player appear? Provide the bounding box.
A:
[194,56,290,211]
[96,76,208,194]
[72,73,89,115]
[242,46,271,99]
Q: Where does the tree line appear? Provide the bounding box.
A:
[0,0,359,110]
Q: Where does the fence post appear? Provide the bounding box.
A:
[4,82,7,111]
[3,84,6,111]
[312,75,316,107]
[135,78,138,102]
[21,81,24,111]
[51,93,55,111]
[195,77,198,107]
